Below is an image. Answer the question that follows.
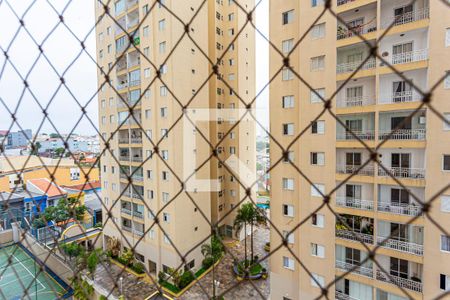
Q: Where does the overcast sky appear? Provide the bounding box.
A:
[0,0,269,137]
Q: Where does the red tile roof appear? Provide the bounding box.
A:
[27,178,67,197]
[62,181,101,191]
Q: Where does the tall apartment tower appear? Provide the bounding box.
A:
[270,1,450,299]
[95,0,255,276]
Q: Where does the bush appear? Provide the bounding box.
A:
[202,256,215,269]
[117,256,130,266]
[158,271,167,283]
[131,262,145,274]
[178,271,195,289]
[99,296,107,300]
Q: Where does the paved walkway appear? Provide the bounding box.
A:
[93,263,158,300]
[180,227,270,300]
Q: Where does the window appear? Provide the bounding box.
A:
[311,184,325,197]
[184,260,195,272]
[162,150,169,160]
[444,155,450,171]
[282,95,294,108]
[446,28,450,47]
[143,26,149,37]
[147,170,153,179]
[282,10,294,25]
[162,192,169,203]
[311,243,325,258]
[228,13,234,21]
[159,41,166,53]
[312,213,324,227]
[445,72,450,89]
[311,273,325,288]
[147,190,154,199]
[158,19,166,31]
[144,68,150,78]
[283,256,294,270]
[283,231,294,244]
[442,196,450,213]
[160,86,168,96]
[444,113,450,130]
[311,23,325,39]
[282,68,293,81]
[148,229,155,239]
[283,151,294,163]
[310,88,325,103]
[310,55,325,71]
[283,123,294,135]
[283,204,294,217]
[282,39,294,53]
[160,107,168,117]
[311,120,325,134]
[282,178,294,190]
[143,4,149,14]
[163,213,170,223]
[162,171,169,181]
[310,152,325,166]
[311,0,325,7]
[440,274,450,291]
[441,235,450,252]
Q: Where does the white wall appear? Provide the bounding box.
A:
[378,184,425,204]
[379,69,428,98]
[378,148,425,169]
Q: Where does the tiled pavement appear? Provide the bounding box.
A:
[180,226,270,300]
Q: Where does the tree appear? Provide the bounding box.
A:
[30,142,41,155]
[72,277,94,300]
[234,203,266,264]
[36,196,87,226]
[54,147,65,158]
[49,133,60,138]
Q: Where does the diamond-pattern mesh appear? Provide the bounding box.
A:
[0,0,449,299]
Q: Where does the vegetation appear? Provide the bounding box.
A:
[236,260,263,276]
[234,203,266,264]
[201,235,223,269]
[72,278,94,300]
[33,196,87,226]
[106,237,120,257]
[111,249,145,275]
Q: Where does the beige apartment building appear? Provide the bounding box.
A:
[270,0,450,299]
[95,0,255,276]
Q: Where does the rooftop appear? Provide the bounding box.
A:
[27,178,67,198]
[0,155,77,173]
[0,192,24,203]
[62,181,101,192]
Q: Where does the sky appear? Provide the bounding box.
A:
[0,0,269,137]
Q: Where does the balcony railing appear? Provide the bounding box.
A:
[131,175,144,182]
[119,156,130,162]
[377,237,423,256]
[121,207,132,215]
[131,193,144,200]
[337,0,355,5]
[335,291,359,300]
[382,7,430,28]
[118,138,130,144]
[130,137,143,144]
[120,173,130,180]
[133,228,144,236]
[378,129,426,140]
[129,79,141,87]
[376,270,423,293]
[336,229,374,244]
[336,260,373,278]
[121,225,132,232]
[127,18,139,30]
[133,211,144,219]
[390,49,428,65]
[117,82,128,90]
[378,167,425,179]
[336,57,376,74]
[336,165,375,176]
[337,24,377,40]
[336,130,375,140]
[378,90,422,104]
[337,95,376,108]
[336,196,374,211]
[131,156,143,162]
[377,202,423,217]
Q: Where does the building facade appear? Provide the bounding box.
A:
[270,0,450,299]
[95,0,255,276]
[0,129,32,149]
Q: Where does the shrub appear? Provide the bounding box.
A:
[99,295,108,300]
[202,256,214,269]
[131,262,145,274]
[178,271,195,289]
[158,271,167,283]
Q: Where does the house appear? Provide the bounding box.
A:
[62,181,102,225]
[13,189,47,218]
[0,192,24,230]
[26,178,67,208]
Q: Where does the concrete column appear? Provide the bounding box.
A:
[11,222,20,243]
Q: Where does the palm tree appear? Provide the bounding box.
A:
[248,206,267,263]
[234,203,253,265]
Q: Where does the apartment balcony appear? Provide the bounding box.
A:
[336,229,374,244]
[117,81,129,90]
[336,165,375,176]
[378,167,425,179]
[131,174,144,182]
[376,270,422,293]
[376,237,423,256]
[129,79,141,87]
[119,138,130,144]
[335,291,359,300]
[335,260,373,278]
[389,49,428,65]
[120,173,130,180]
[378,129,426,141]
[130,137,142,144]
[119,155,130,162]
[133,228,144,236]
[336,196,374,211]
[117,98,141,109]
[121,225,132,232]
[337,0,357,5]
[336,95,375,108]
[336,130,375,141]
[381,7,429,29]
[133,210,144,219]
[337,23,377,40]
[378,202,422,217]
[336,57,376,74]
[378,90,422,105]
[121,207,132,215]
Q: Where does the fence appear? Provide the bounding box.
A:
[0,0,449,300]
